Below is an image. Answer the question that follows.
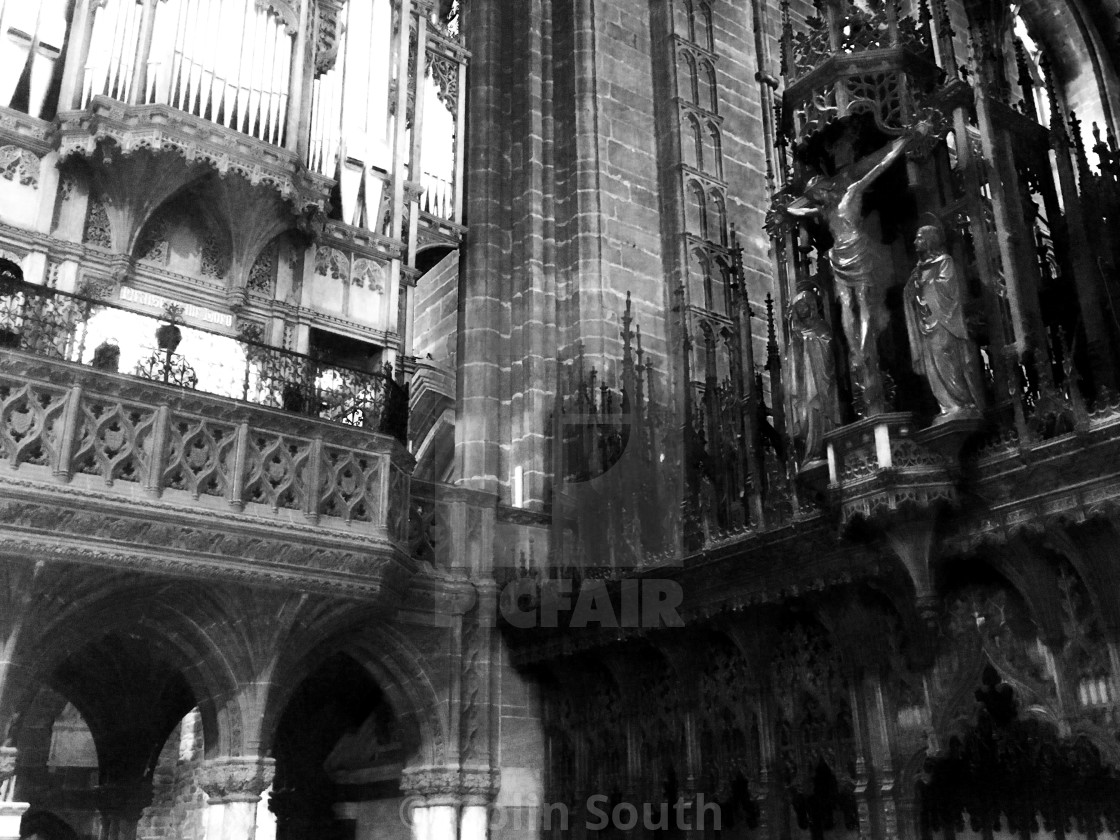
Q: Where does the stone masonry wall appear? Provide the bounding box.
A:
[137,711,206,840]
[413,250,459,366]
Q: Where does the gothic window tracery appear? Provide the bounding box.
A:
[687,180,708,238]
[697,1,715,51]
[706,122,724,177]
[682,50,700,105]
[699,58,718,113]
[248,245,278,296]
[709,190,728,245]
[686,113,704,170]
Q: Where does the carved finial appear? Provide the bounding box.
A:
[936,0,954,38]
[1069,110,1092,184]
[780,0,792,76]
[1013,37,1038,122]
[765,293,779,360]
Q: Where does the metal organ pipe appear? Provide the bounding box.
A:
[308,0,394,229]
[84,0,292,144]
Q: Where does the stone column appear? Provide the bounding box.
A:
[0,804,26,840]
[456,0,505,494]
[95,782,153,840]
[0,747,27,840]
[197,757,275,840]
[401,767,499,840]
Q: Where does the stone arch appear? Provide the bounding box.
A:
[926,565,1064,744]
[706,120,724,177]
[699,58,718,113]
[1043,521,1120,636]
[259,620,447,769]
[685,112,704,170]
[677,0,696,42]
[131,180,233,280]
[73,144,210,256]
[686,179,707,237]
[708,188,728,245]
[698,1,716,49]
[416,243,457,274]
[689,245,712,310]
[2,583,244,761]
[681,50,700,105]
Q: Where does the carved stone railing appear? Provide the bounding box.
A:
[0,349,411,541]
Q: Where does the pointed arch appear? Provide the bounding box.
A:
[708,189,727,246]
[684,112,704,170]
[681,50,700,105]
[686,179,707,238]
[699,58,718,113]
[697,1,715,51]
[706,120,724,177]
[259,619,448,769]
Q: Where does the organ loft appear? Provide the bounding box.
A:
[3,0,1120,839]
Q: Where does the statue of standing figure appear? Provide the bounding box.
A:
[904,225,985,419]
[787,284,840,467]
[785,128,926,415]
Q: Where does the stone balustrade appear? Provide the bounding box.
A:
[0,348,414,597]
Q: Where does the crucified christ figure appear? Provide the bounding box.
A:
[786,130,920,415]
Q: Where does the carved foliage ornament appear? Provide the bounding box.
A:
[314,0,345,76]
[400,767,499,801]
[0,146,40,188]
[426,50,460,114]
[84,197,112,248]
[256,0,299,34]
[197,757,276,802]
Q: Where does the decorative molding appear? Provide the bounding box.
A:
[54,99,333,213]
[197,757,276,802]
[400,766,499,802]
[313,0,346,76]
[0,493,413,600]
[0,146,40,188]
[322,218,404,262]
[0,106,52,155]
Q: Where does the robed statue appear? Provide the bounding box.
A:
[788,284,840,466]
[904,225,985,419]
[785,125,929,415]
